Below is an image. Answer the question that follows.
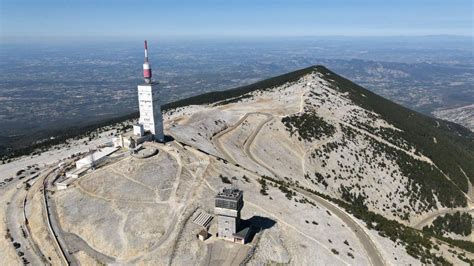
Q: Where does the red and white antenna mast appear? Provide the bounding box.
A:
[143,40,152,84]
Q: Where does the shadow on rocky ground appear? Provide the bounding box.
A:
[241,215,276,243]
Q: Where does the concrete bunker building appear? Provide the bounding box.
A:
[214,187,250,244]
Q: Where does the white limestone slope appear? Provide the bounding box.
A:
[164,70,473,264]
[168,72,463,224]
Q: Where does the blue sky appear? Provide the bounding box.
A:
[1,0,472,41]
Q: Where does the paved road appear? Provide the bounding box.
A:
[5,184,44,265]
[43,167,77,265]
[211,111,387,266]
[210,112,259,166]
[242,114,279,178]
[295,188,385,266]
[23,172,52,264]
[211,112,277,178]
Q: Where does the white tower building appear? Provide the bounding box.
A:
[137,40,164,142]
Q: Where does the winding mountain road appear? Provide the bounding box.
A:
[211,112,260,166]
[242,114,278,178]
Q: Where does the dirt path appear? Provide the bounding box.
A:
[63,232,116,264]
[129,144,208,264]
[341,122,470,198]
[412,169,474,230]
[460,167,474,203]
[341,122,430,163]
[413,207,474,230]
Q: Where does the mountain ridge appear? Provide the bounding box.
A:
[1,65,473,265]
[165,66,474,219]
[167,65,474,209]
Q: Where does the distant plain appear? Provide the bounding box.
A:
[0,36,472,153]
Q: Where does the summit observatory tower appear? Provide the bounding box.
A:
[136,40,164,142]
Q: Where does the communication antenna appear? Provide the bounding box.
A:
[143,40,152,84]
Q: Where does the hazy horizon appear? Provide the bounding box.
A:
[1,0,472,42]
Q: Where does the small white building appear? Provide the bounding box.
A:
[65,167,88,179]
[197,230,210,241]
[56,182,69,190]
[133,124,144,136]
[75,147,118,169]
[56,177,79,190]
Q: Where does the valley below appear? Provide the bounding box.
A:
[1,66,473,265]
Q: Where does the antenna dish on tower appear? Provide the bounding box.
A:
[143,40,152,84]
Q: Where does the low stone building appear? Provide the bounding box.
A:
[197,229,210,241]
